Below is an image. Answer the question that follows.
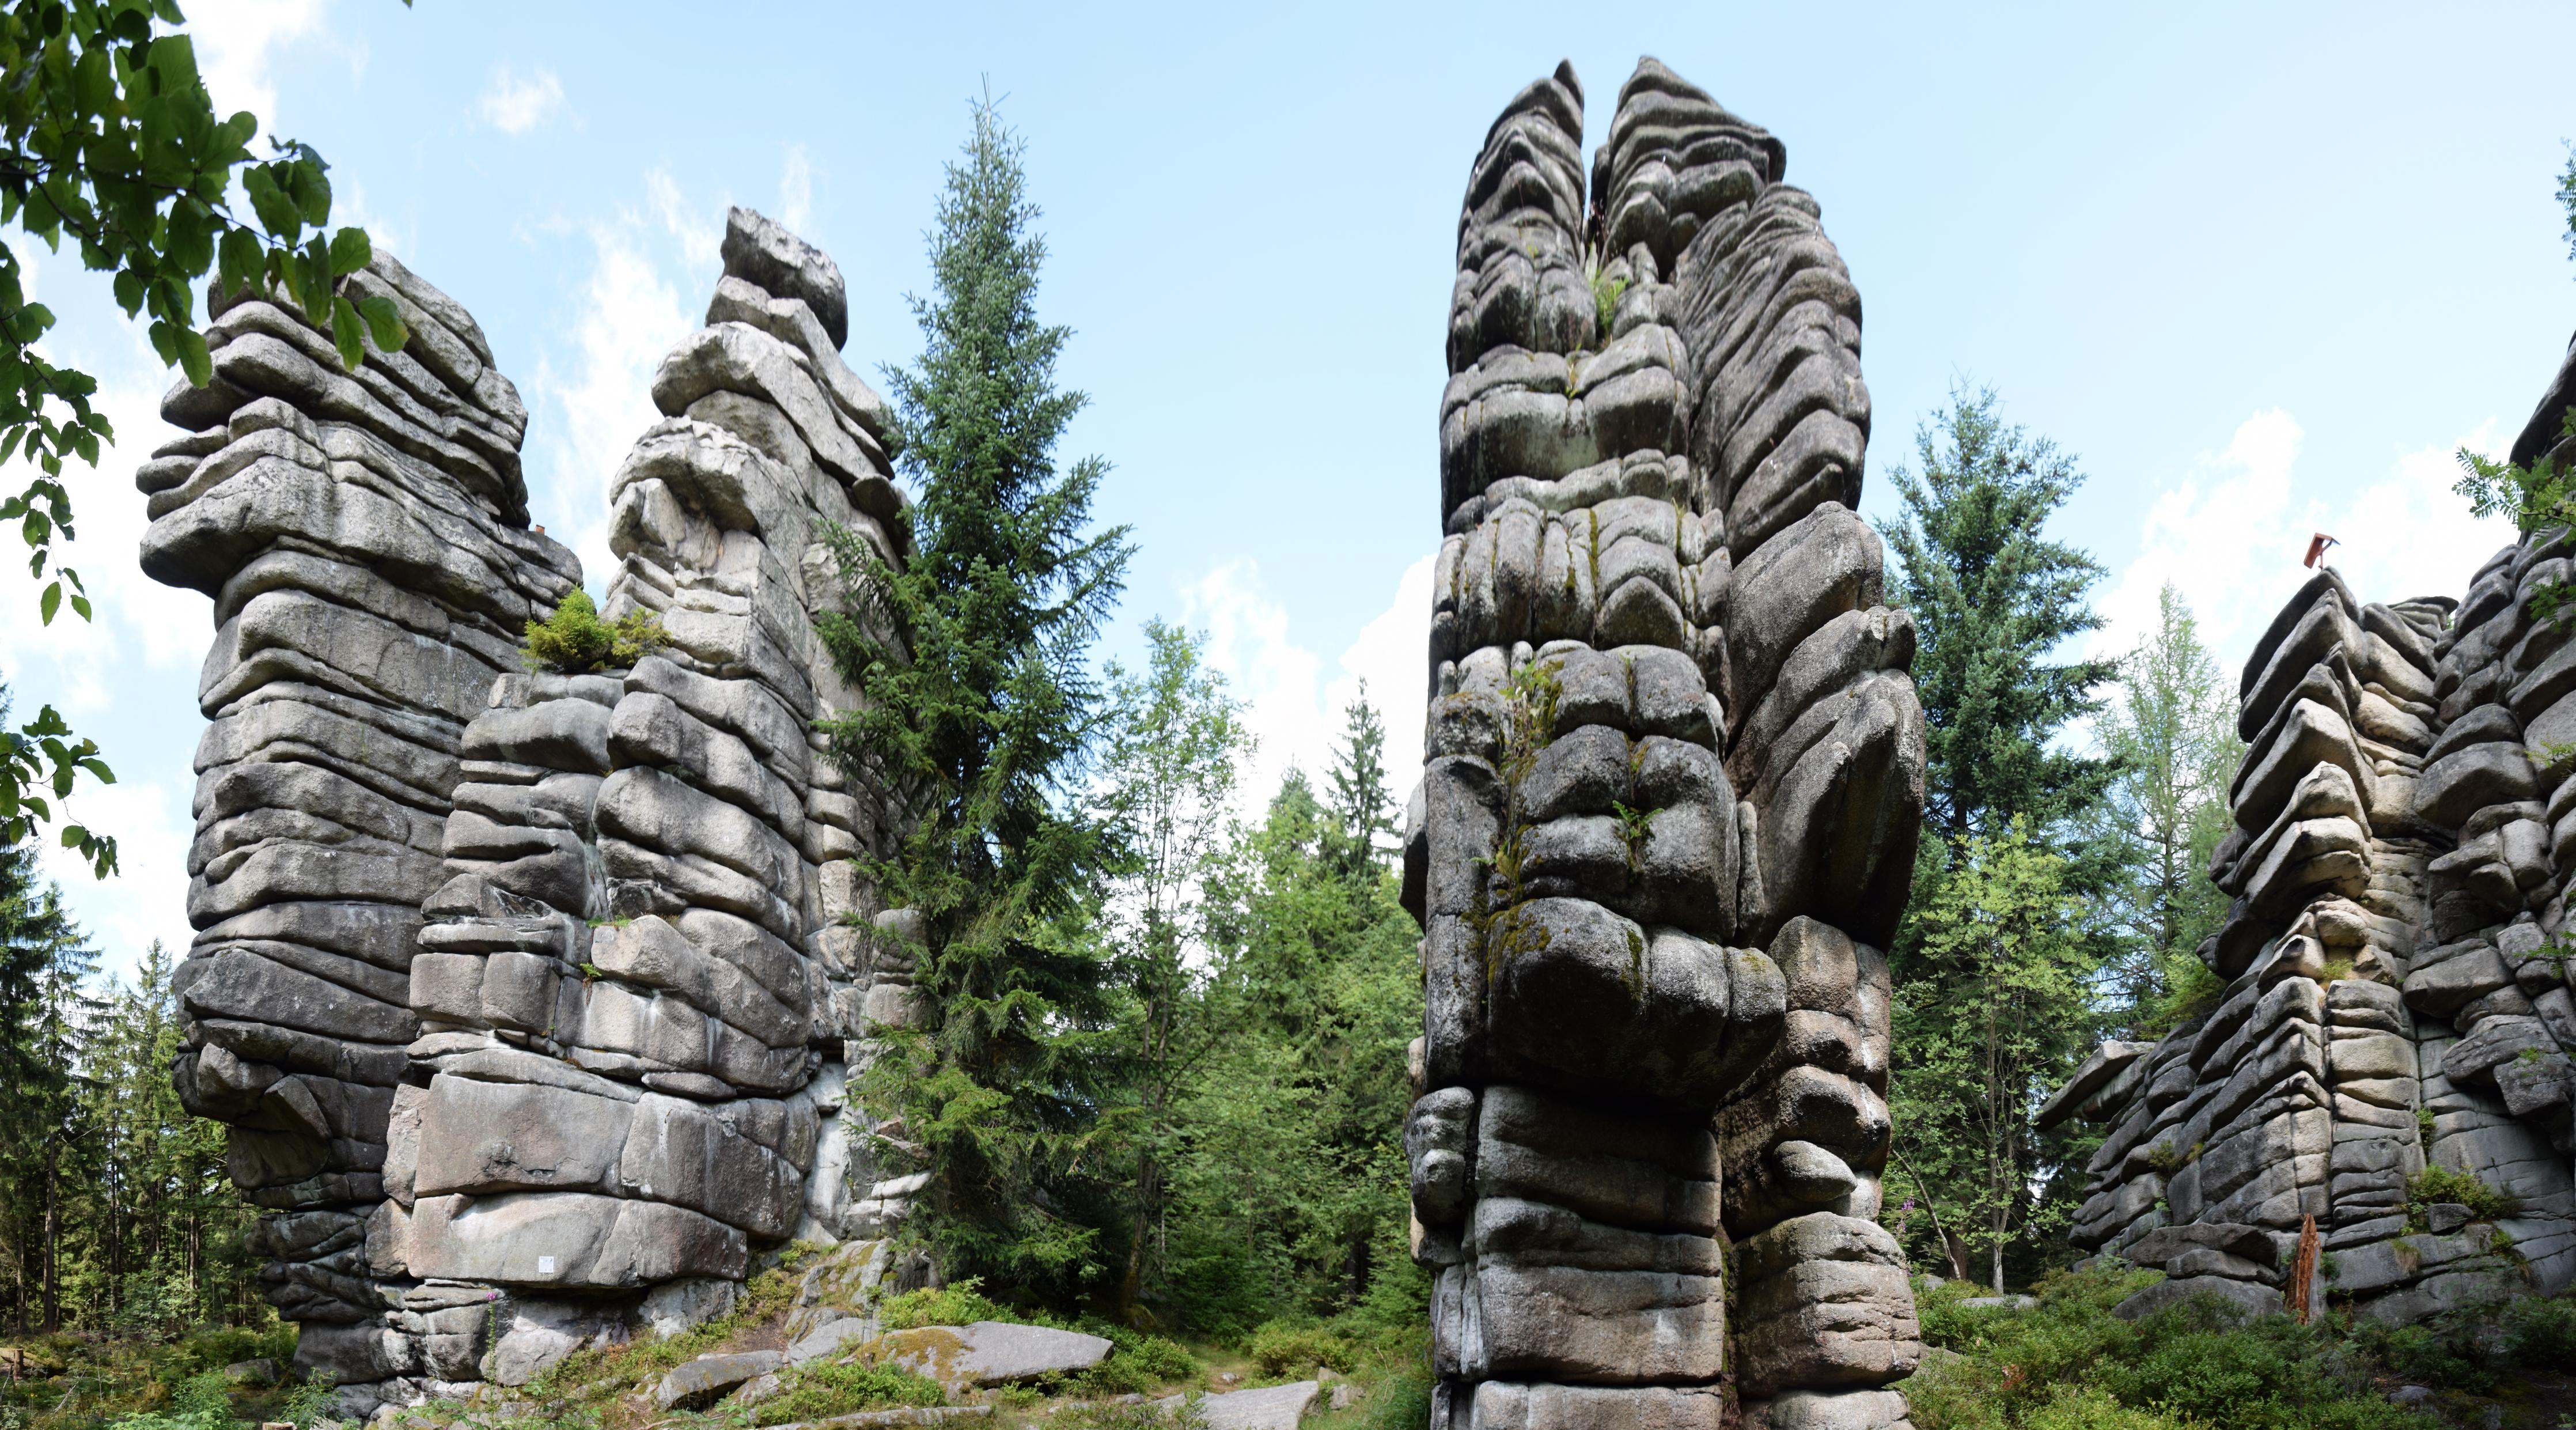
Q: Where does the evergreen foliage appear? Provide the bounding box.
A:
[0,872,263,1337]
[1879,386,2119,862]
[2093,584,2242,1034]
[817,95,1132,1297]
[1168,706,1423,1335]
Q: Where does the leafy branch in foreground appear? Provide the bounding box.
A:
[2457,406,2576,626]
[0,0,414,876]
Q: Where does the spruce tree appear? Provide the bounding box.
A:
[1879,386,2119,864]
[817,97,1132,1298]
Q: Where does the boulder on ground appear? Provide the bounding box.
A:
[874,1321,1111,1389]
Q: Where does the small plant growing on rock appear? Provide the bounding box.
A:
[521,588,665,674]
[2404,1164,2521,1231]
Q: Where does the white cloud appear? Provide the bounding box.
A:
[529,215,692,588]
[477,65,567,135]
[647,169,724,277]
[0,332,214,985]
[185,0,325,129]
[1182,554,1434,815]
[780,146,815,236]
[0,360,213,691]
[2093,409,2514,680]
[39,779,195,985]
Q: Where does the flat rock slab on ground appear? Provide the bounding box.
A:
[1154,1382,1320,1430]
[878,1322,1111,1388]
[657,1350,784,1410]
[789,1315,880,1365]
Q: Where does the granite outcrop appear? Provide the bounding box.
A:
[1404,59,1926,1430]
[2051,351,2576,1324]
[147,209,923,1413]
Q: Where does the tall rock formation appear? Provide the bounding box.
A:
[1403,59,1927,1430]
[146,210,920,1413]
[2051,355,2576,1322]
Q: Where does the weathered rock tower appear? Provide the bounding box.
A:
[1401,59,1927,1430]
[146,210,922,1412]
[2051,350,2576,1323]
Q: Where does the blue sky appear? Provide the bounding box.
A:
[10,1,2576,979]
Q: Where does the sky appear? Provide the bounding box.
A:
[6,1,2575,981]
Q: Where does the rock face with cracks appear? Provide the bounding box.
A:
[149,210,924,1415]
[2050,348,2576,1325]
[1404,59,1926,1430]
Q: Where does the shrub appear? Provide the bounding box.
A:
[108,1371,236,1430]
[176,1324,294,1375]
[1053,1400,1207,1430]
[2502,1293,2576,1368]
[877,1276,1013,1331]
[751,1360,944,1427]
[521,589,665,674]
[1071,1329,1199,1394]
[2403,1164,2520,1229]
[2020,1384,2188,1430]
[1245,1322,1357,1378]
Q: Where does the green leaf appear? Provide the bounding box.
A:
[285,156,332,226]
[357,293,407,354]
[327,225,370,277]
[175,326,211,387]
[67,593,89,621]
[329,293,363,369]
[218,225,262,296]
[243,164,297,239]
[37,579,58,625]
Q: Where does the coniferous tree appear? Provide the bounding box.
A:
[1879,387,2120,869]
[817,96,1133,1298]
[2094,584,2242,1032]
[1167,699,1423,1331]
[1877,388,2122,1287]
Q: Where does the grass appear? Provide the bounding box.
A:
[749,1360,944,1427]
[1911,1262,2576,1429]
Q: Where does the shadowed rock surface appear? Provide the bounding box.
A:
[1405,58,1925,1430]
[149,210,925,1415]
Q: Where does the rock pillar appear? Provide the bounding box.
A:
[1403,59,1927,1430]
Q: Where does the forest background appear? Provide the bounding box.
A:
[0,0,2570,1363]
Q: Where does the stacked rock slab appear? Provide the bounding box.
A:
[2052,361,2576,1322]
[149,212,920,1412]
[143,255,582,1400]
[1403,60,1926,1430]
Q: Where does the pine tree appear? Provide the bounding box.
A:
[817,96,1133,1299]
[0,790,97,1330]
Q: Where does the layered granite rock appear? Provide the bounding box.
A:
[1404,60,1926,1430]
[149,211,922,1413]
[2052,358,2576,1321]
